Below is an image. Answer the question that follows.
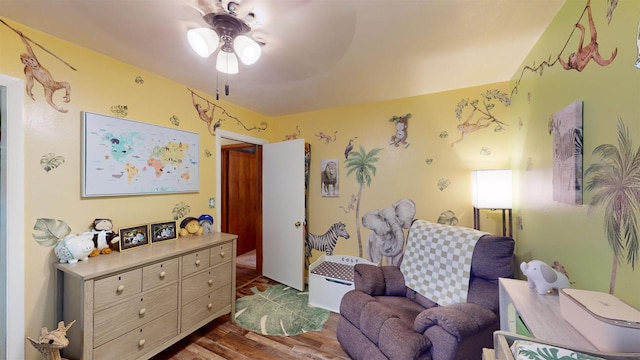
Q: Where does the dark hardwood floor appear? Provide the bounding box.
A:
[151,264,349,360]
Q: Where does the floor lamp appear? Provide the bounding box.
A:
[471,169,513,238]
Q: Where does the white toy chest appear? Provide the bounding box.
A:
[308,255,375,313]
[559,288,640,353]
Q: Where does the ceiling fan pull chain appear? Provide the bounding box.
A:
[215,72,220,100]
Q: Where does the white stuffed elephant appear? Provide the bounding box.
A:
[362,198,416,265]
[520,260,570,295]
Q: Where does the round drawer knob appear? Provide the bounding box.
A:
[139,308,146,316]
[159,271,166,279]
[208,279,213,285]
[195,259,201,266]
[116,285,125,293]
[220,252,225,257]
[138,339,145,347]
[207,303,213,310]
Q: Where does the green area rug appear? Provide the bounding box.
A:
[234,284,330,336]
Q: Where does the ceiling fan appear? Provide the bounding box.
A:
[187,0,265,96]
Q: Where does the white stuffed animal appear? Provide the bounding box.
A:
[54,232,95,263]
[520,260,570,295]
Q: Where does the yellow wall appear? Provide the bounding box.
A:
[271,86,512,260]
[510,0,640,307]
[0,19,272,358]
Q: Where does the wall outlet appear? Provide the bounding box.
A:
[208,197,215,208]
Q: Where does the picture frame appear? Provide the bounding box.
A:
[551,101,583,205]
[118,224,149,251]
[82,111,200,197]
[320,158,339,197]
[150,221,177,243]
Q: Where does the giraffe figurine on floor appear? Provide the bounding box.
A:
[27,320,75,360]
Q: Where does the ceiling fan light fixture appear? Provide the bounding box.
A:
[234,35,261,65]
[187,27,219,58]
[216,50,239,74]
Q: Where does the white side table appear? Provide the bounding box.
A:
[498,278,596,351]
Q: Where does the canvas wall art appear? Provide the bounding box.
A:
[320,159,339,197]
[82,111,200,197]
[552,101,584,205]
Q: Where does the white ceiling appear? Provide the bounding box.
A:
[0,0,564,117]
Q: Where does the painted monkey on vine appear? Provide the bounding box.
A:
[558,0,617,72]
[18,30,71,113]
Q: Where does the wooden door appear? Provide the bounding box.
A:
[221,144,262,257]
[262,139,305,291]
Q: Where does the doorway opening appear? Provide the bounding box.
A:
[0,74,26,360]
[221,142,261,270]
[216,130,266,281]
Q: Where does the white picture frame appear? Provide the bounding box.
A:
[82,111,200,197]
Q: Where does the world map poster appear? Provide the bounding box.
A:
[82,112,200,197]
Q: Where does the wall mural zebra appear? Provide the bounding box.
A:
[304,222,350,268]
[552,101,583,205]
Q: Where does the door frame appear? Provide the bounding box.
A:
[216,130,267,271]
[0,74,26,360]
[220,143,261,255]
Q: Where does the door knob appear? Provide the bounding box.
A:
[295,221,301,228]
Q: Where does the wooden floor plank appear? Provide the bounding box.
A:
[152,265,349,360]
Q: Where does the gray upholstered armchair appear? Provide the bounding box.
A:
[337,228,514,360]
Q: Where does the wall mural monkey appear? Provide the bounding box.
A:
[388,113,411,148]
[558,0,617,72]
[191,91,221,135]
[19,32,72,113]
[511,0,619,96]
[1,19,76,113]
[451,90,510,147]
[315,130,338,145]
[283,125,301,140]
[188,88,267,134]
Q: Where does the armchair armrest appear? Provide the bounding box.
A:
[414,303,497,340]
[353,263,406,296]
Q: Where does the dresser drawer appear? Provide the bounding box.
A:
[93,310,178,360]
[142,258,179,291]
[181,284,232,331]
[94,268,142,309]
[181,261,232,305]
[210,241,233,267]
[181,249,210,277]
[93,283,178,347]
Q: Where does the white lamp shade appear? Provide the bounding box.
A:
[471,170,512,209]
[216,51,239,74]
[233,35,261,65]
[187,28,219,58]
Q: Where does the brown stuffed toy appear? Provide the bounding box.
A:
[179,217,204,237]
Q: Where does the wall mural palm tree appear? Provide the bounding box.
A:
[344,145,383,258]
[585,119,640,294]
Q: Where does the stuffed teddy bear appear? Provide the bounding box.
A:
[179,217,204,237]
[89,219,120,256]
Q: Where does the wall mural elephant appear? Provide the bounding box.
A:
[362,198,416,265]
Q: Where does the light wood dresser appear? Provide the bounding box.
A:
[54,232,237,360]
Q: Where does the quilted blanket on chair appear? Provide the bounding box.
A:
[400,220,486,306]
